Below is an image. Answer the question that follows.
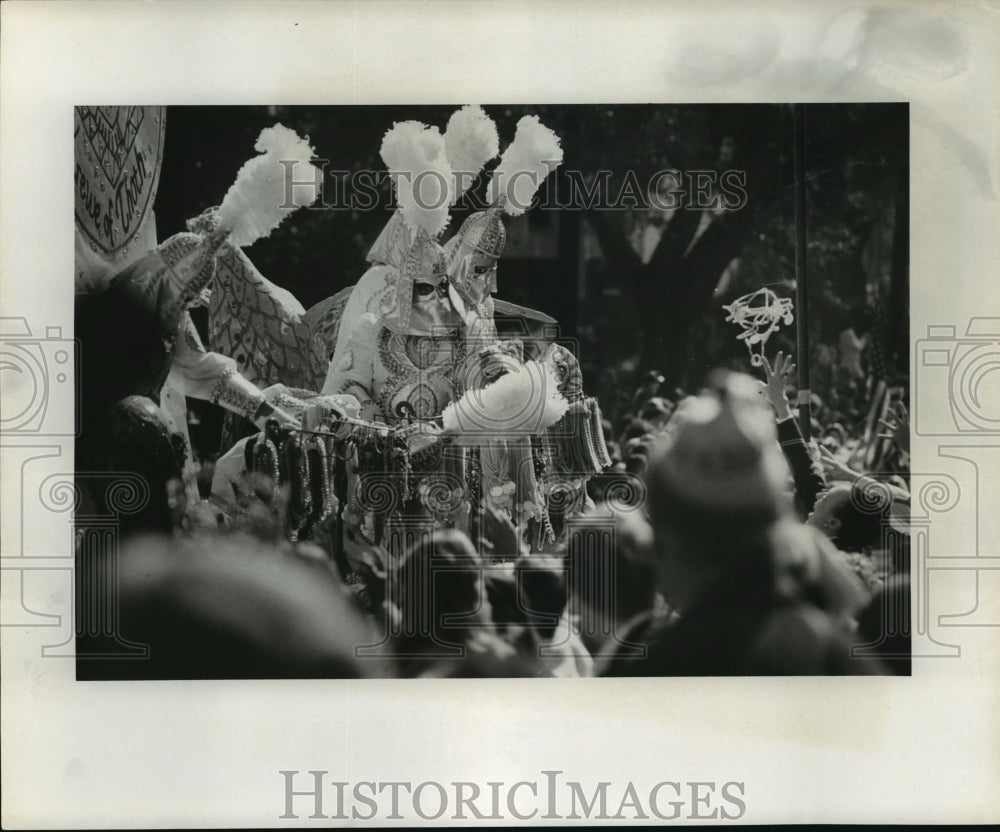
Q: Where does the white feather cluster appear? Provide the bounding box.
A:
[217,124,320,248]
[488,115,564,216]
[443,105,500,203]
[442,359,569,438]
[380,121,453,237]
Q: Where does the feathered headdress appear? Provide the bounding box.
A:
[443,105,500,204]
[368,108,497,265]
[109,124,321,321]
[487,115,563,216]
[380,121,453,237]
[218,124,322,247]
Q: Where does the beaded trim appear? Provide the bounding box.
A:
[210,368,266,419]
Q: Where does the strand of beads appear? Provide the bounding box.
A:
[281,433,312,542]
[587,398,613,470]
[306,435,335,527]
[252,434,281,509]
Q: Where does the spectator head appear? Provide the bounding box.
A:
[625,454,649,475]
[623,437,651,457]
[638,370,665,394]
[564,504,659,650]
[514,556,568,642]
[111,533,372,678]
[821,435,843,454]
[620,417,656,443]
[644,373,790,605]
[394,535,531,678]
[393,529,489,644]
[639,396,674,428]
[806,481,891,553]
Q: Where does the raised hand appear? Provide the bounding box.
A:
[759,351,796,420]
[478,505,522,561]
[878,401,910,455]
[819,445,860,483]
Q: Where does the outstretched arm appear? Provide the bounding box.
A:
[321,312,380,421]
[169,313,299,429]
[759,351,827,517]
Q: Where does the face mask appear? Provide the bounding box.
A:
[449,247,498,307]
[402,276,462,334]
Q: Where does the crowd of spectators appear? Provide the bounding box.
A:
[83,350,911,679]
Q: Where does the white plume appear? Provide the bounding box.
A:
[442,359,569,438]
[217,124,321,247]
[443,105,500,203]
[487,115,563,216]
[380,121,453,237]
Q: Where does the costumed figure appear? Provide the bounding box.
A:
[318,120,478,556]
[181,205,330,455]
[210,120,466,563]
[324,115,610,556]
[442,115,612,543]
[310,105,502,374]
[75,123,320,530]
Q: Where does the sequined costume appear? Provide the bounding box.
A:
[325,311,469,424]
[319,115,612,554]
[75,119,318,516]
[75,229,295,529]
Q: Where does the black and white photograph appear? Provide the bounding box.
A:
[3,1,999,827]
[73,102,911,681]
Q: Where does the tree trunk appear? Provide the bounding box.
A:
[583,108,773,389]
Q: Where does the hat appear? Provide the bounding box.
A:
[377,122,454,334]
[443,105,500,199]
[449,207,507,262]
[444,114,562,282]
[647,372,789,517]
[366,208,414,268]
[104,123,320,321]
[369,106,499,268]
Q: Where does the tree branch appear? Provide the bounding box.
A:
[645,207,704,279]
[677,215,749,312]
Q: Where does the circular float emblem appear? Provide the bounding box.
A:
[74,106,166,258]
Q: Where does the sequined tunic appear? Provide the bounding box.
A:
[323,312,469,424]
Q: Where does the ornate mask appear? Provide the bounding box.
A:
[445,208,504,308]
[384,231,462,336]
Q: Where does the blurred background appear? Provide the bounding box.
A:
[154,103,908,433]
